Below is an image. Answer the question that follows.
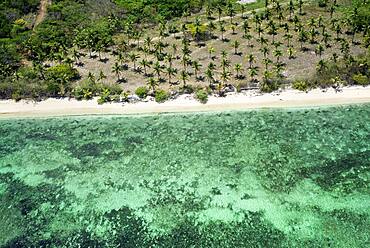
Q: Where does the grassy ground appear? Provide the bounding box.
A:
[72,0,366,94]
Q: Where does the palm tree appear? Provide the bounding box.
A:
[256,26,264,38]
[330,76,342,87]
[227,3,235,24]
[206,5,213,20]
[181,55,190,70]
[147,77,158,92]
[71,49,81,64]
[268,21,278,42]
[258,36,269,47]
[244,33,253,47]
[282,23,290,33]
[335,24,342,40]
[315,44,324,58]
[263,69,272,83]
[112,62,121,81]
[172,44,178,56]
[193,17,202,41]
[208,46,215,60]
[219,21,226,41]
[274,63,285,78]
[264,7,271,21]
[254,13,262,29]
[293,15,301,30]
[273,49,283,63]
[166,66,177,85]
[316,59,327,73]
[208,21,216,38]
[234,63,243,79]
[165,55,174,68]
[309,28,318,44]
[221,50,228,59]
[129,52,139,71]
[192,60,202,80]
[155,41,166,58]
[277,12,284,26]
[183,10,190,23]
[158,22,166,39]
[231,23,237,35]
[98,70,106,82]
[232,40,240,55]
[247,54,256,69]
[117,52,125,66]
[205,68,214,86]
[288,0,295,20]
[142,46,150,59]
[272,41,283,49]
[298,0,304,15]
[298,30,308,50]
[287,47,295,59]
[249,67,258,82]
[221,58,231,72]
[64,56,74,67]
[87,72,96,83]
[284,33,293,47]
[262,58,273,70]
[153,61,163,80]
[242,20,251,36]
[241,4,246,19]
[144,36,152,51]
[180,70,189,87]
[308,17,317,29]
[220,70,230,86]
[208,62,216,71]
[140,59,150,76]
[260,47,269,58]
[330,5,336,19]
[217,5,223,22]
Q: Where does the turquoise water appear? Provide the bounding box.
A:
[0,105,369,247]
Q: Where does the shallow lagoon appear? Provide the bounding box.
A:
[0,105,369,247]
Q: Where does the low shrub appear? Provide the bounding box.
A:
[135,86,149,98]
[11,91,22,102]
[292,80,309,91]
[46,64,79,82]
[73,87,93,100]
[352,74,369,86]
[155,89,169,103]
[195,89,208,104]
[260,81,280,93]
[107,83,123,95]
[97,88,111,104]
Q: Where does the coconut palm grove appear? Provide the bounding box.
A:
[0,0,370,247]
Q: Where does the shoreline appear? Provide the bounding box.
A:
[1,86,370,119]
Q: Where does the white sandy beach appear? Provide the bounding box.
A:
[0,86,369,118]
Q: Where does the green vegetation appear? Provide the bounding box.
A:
[0,0,369,103]
[135,86,149,99]
[352,73,369,85]
[292,80,309,91]
[195,88,209,103]
[311,51,370,87]
[155,89,170,103]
